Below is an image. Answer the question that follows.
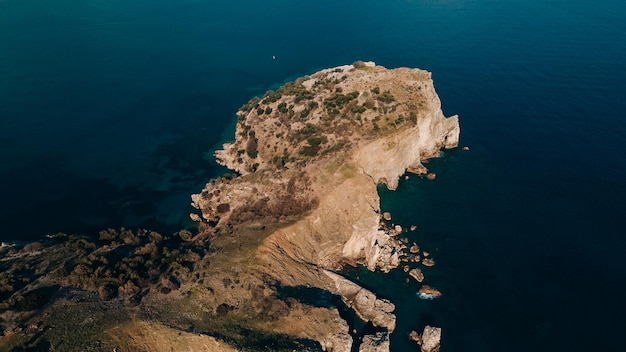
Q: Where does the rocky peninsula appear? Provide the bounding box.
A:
[0,62,458,351]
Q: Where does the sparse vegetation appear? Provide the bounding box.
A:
[262,90,282,104]
[276,81,315,102]
[323,91,359,110]
[376,90,395,103]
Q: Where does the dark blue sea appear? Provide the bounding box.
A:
[1,0,625,350]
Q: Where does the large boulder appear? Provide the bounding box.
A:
[421,326,442,352]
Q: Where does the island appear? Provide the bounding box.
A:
[0,62,458,352]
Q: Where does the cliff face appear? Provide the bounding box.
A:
[191,62,459,351]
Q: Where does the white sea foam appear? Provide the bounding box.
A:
[417,292,439,300]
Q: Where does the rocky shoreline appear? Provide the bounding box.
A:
[190,62,459,351]
[0,62,458,351]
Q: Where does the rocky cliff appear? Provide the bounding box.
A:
[0,62,456,351]
[191,62,459,351]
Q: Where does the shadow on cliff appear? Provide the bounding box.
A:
[205,327,323,352]
[275,284,387,352]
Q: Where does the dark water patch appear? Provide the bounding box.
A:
[206,327,323,352]
[275,283,390,352]
[0,159,179,241]
[340,264,437,352]
[275,285,339,310]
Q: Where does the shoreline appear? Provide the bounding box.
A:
[1,62,458,352]
[190,61,459,350]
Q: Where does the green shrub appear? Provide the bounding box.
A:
[240,97,260,113]
[246,138,258,158]
[376,90,395,103]
[299,145,319,157]
[351,105,367,114]
[307,136,327,147]
[262,90,282,104]
[298,123,318,136]
[324,91,359,110]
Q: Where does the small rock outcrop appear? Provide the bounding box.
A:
[418,285,442,300]
[409,268,425,282]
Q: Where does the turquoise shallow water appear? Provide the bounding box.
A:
[1,0,625,350]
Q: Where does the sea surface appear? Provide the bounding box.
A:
[1,0,625,350]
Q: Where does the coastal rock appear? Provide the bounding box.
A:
[359,332,390,352]
[382,212,392,221]
[276,303,353,352]
[324,270,396,332]
[422,258,435,267]
[189,213,202,222]
[409,330,422,345]
[355,121,458,191]
[418,285,442,300]
[409,268,424,283]
[420,326,442,352]
[324,333,353,352]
